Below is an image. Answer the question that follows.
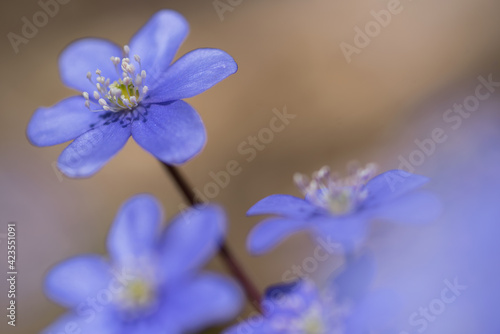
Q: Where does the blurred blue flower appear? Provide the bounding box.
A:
[43,195,242,334]
[27,10,237,177]
[247,164,440,254]
[224,279,397,334]
[225,280,342,334]
[226,252,399,334]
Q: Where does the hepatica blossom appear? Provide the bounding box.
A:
[225,280,343,334]
[226,253,399,334]
[247,163,440,254]
[224,279,396,334]
[43,195,242,333]
[27,10,238,177]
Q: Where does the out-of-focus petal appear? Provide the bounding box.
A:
[247,194,317,219]
[364,170,429,207]
[44,255,112,308]
[167,273,243,332]
[367,191,441,225]
[311,215,368,252]
[41,311,119,334]
[158,205,225,281]
[247,217,310,255]
[107,195,162,267]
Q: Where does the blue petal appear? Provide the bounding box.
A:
[264,280,318,314]
[59,38,121,93]
[167,273,243,332]
[129,10,189,86]
[107,195,162,267]
[247,194,317,218]
[131,101,205,165]
[145,48,238,103]
[331,252,376,303]
[345,289,401,334]
[44,255,112,308]
[247,217,309,255]
[27,96,101,147]
[363,170,429,208]
[158,205,225,281]
[42,311,119,334]
[57,122,131,177]
[124,317,182,334]
[311,215,368,252]
[223,321,267,334]
[366,190,441,225]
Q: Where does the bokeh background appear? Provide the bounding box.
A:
[2,0,500,332]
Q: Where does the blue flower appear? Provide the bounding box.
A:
[224,280,397,334]
[42,195,242,334]
[225,253,399,334]
[27,10,238,177]
[246,164,441,254]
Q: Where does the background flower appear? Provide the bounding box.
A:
[246,168,441,255]
[225,252,399,334]
[43,195,242,334]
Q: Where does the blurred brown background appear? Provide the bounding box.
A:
[2,0,500,332]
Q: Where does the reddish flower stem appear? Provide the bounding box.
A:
[161,162,262,312]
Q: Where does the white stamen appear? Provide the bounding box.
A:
[135,75,142,86]
[81,46,148,112]
[111,88,121,98]
[295,163,377,215]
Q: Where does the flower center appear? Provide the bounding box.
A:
[294,163,377,215]
[118,277,156,312]
[300,306,327,334]
[82,45,149,113]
